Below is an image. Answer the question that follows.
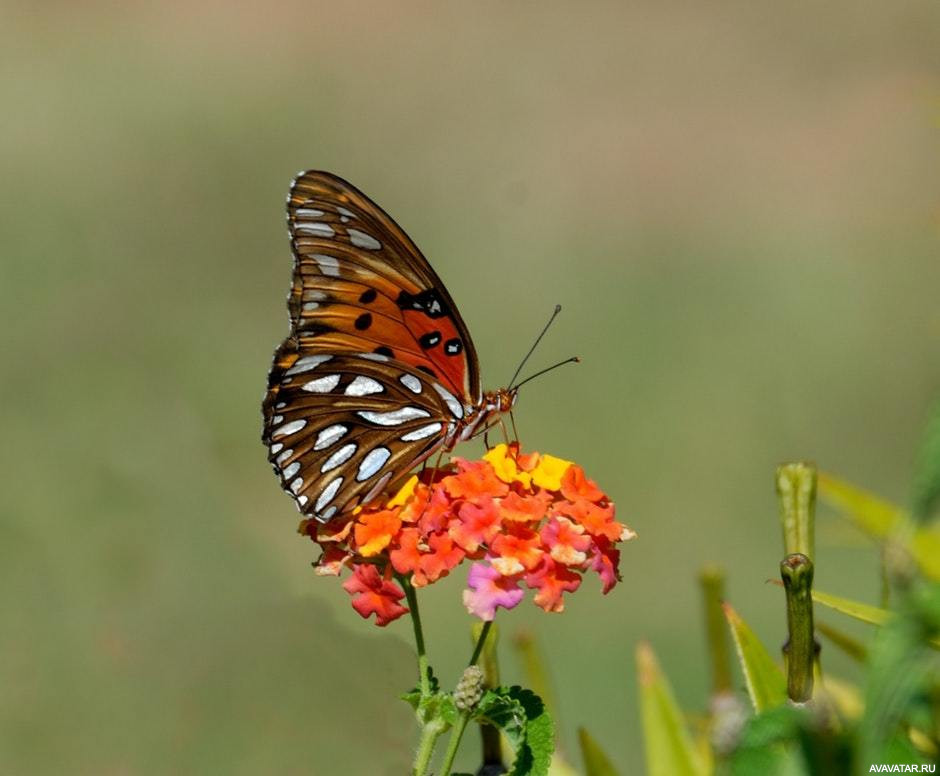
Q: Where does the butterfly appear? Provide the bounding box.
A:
[262,171,518,523]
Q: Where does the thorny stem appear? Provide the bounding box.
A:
[439,621,495,776]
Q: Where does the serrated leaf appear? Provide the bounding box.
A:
[400,689,457,726]
[476,686,554,776]
[636,641,706,776]
[722,604,787,712]
[912,399,940,522]
[578,727,620,776]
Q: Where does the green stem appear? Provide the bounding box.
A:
[413,719,446,776]
[781,553,817,703]
[438,621,494,775]
[400,574,430,699]
[776,462,817,560]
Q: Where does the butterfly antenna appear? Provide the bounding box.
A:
[508,304,563,389]
[512,356,580,391]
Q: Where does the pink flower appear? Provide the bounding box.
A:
[462,562,525,621]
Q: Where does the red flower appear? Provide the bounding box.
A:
[342,565,409,626]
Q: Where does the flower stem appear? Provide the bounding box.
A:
[400,574,430,698]
[438,621,494,775]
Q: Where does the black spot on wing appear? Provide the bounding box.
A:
[419,331,441,349]
[355,313,373,331]
[359,288,377,304]
[444,338,462,356]
[374,346,394,357]
[396,289,449,319]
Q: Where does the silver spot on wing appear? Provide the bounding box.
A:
[302,374,341,393]
[358,407,431,426]
[357,351,390,362]
[294,222,335,238]
[316,477,343,512]
[290,476,305,494]
[294,208,324,218]
[400,422,442,442]
[312,254,340,277]
[345,376,384,396]
[314,424,348,450]
[362,471,393,504]
[282,461,301,479]
[321,443,357,473]
[275,448,293,466]
[285,354,332,376]
[273,419,307,438]
[356,447,392,481]
[432,383,464,419]
[399,374,422,394]
[347,228,382,250]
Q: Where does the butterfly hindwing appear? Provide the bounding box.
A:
[263,353,463,520]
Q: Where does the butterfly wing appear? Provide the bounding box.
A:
[263,171,481,521]
[282,171,480,400]
[264,354,462,521]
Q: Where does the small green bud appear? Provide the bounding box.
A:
[453,665,485,711]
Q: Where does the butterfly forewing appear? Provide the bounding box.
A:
[285,172,480,400]
[263,171,483,521]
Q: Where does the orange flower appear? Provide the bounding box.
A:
[525,557,582,613]
[444,459,509,501]
[560,463,605,503]
[541,516,592,566]
[354,509,402,557]
[300,444,633,627]
[490,526,544,575]
[450,498,501,553]
[498,489,553,523]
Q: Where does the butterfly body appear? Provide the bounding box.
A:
[262,171,515,522]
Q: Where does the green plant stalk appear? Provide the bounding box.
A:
[700,565,733,694]
[781,553,816,703]
[400,575,443,776]
[401,575,431,700]
[777,462,817,560]
[438,621,494,776]
[473,623,504,769]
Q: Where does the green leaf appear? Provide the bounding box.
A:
[577,727,620,776]
[814,620,867,662]
[810,588,888,626]
[400,689,457,727]
[722,604,787,712]
[818,473,940,581]
[636,641,706,776]
[912,398,940,522]
[475,686,554,776]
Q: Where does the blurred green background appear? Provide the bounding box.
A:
[2,1,939,773]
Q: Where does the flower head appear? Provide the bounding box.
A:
[301,443,635,626]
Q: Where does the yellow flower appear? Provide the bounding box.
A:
[483,444,533,488]
[530,453,572,491]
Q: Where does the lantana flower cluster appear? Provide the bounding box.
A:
[299,444,635,626]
